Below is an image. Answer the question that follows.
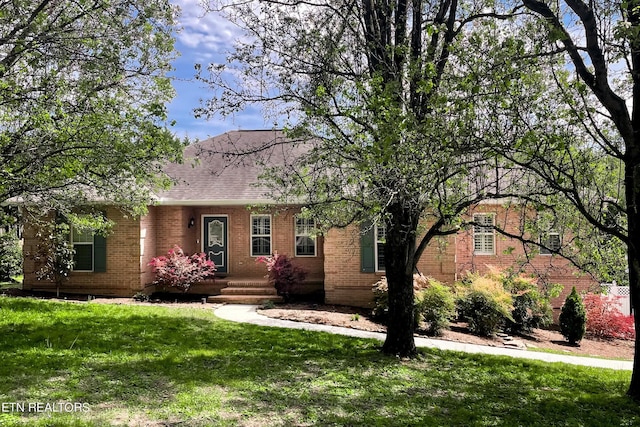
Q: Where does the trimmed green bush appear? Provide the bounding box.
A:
[559,286,587,345]
[502,275,553,334]
[457,275,513,336]
[415,280,456,336]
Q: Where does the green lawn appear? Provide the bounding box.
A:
[0,297,638,426]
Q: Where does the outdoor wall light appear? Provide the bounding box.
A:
[188,217,195,228]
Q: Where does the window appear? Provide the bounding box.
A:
[473,214,495,255]
[71,227,94,271]
[540,232,561,255]
[375,224,386,271]
[295,217,316,256]
[251,215,271,256]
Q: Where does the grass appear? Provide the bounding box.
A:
[0,297,638,426]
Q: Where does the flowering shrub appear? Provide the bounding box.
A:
[584,293,635,340]
[149,245,216,292]
[256,252,307,301]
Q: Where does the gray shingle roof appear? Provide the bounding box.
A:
[156,129,296,205]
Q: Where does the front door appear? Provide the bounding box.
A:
[203,216,228,274]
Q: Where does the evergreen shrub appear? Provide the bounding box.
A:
[559,286,587,345]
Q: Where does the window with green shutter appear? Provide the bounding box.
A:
[70,228,107,272]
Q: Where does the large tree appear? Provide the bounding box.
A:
[200,0,527,356]
[481,0,640,399]
[0,0,184,214]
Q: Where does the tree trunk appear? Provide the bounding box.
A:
[625,148,640,400]
[381,202,419,357]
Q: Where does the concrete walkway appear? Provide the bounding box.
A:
[214,304,633,371]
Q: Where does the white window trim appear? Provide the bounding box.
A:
[250,214,272,257]
[540,232,561,255]
[375,224,386,272]
[294,216,316,257]
[473,213,495,255]
[71,226,94,272]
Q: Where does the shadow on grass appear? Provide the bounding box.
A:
[0,297,638,426]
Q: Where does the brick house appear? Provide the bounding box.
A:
[22,130,596,308]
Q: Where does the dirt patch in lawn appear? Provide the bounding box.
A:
[259,303,635,361]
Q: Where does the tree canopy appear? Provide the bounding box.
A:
[0,0,185,215]
[199,0,540,356]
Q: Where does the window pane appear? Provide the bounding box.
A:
[377,243,385,271]
[473,214,494,254]
[541,233,561,254]
[252,216,270,235]
[72,228,93,243]
[252,237,271,256]
[73,244,93,270]
[296,236,315,256]
[296,217,314,235]
[375,225,386,271]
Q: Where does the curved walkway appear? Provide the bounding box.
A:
[214,304,633,371]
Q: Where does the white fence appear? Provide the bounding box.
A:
[601,283,632,315]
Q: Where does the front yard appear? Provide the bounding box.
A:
[0,297,638,426]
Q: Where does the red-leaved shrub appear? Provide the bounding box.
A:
[584,293,635,340]
[256,252,307,301]
[149,245,216,292]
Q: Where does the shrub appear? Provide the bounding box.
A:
[149,246,216,292]
[415,280,456,336]
[0,234,22,281]
[371,277,389,321]
[457,275,513,336]
[371,274,437,324]
[502,275,553,334]
[584,293,635,340]
[256,252,307,302]
[559,286,587,345]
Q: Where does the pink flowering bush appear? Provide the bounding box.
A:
[149,245,216,292]
[584,293,635,340]
[256,252,307,301]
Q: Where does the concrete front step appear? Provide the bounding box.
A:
[220,287,278,296]
[225,280,270,288]
[207,294,284,304]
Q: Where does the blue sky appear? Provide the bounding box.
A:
[167,0,268,141]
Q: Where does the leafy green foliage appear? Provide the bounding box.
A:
[201,0,524,356]
[500,271,553,334]
[456,269,554,336]
[29,221,75,288]
[560,287,587,345]
[0,0,185,213]
[457,275,513,337]
[373,274,456,335]
[0,234,22,282]
[415,280,456,336]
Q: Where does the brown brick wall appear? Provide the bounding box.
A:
[146,205,324,282]
[23,207,142,296]
[455,204,597,309]
[324,225,457,308]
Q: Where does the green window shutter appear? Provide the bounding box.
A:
[360,222,375,273]
[93,234,107,272]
